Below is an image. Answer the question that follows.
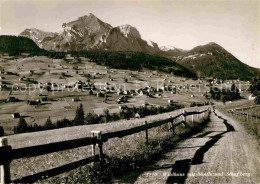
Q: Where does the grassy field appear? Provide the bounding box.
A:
[241,106,260,116]
[216,100,260,140]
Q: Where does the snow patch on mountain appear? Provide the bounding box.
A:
[160,45,178,51]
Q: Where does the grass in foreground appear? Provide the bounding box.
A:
[44,111,210,183]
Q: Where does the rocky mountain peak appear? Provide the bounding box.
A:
[119,24,141,39]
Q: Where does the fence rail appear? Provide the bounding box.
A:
[228,110,260,120]
[0,107,209,183]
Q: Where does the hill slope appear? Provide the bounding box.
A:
[0,35,41,54]
[171,42,260,80]
[71,50,197,78]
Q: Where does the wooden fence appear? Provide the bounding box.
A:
[228,105,260,122]
[0,108,209,183]
[228,110,260,122]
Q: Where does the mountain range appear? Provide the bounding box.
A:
[13,13,260,80]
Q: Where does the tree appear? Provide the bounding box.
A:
[0,126,4,136]
[254,94,260,105]
[14,118,28,133]
[44,117,55,130]
[46,86,52,92]
[250,76,260,94]
[230,84,240,99]
[103,108,110,122]
[74,104,85,125]
[85,113,99,125]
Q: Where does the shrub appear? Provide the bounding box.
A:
[85,113,99,125]
[44,117,55,130]
[0,126,4,136]
[14,118,28,133]
[46,86,52,92]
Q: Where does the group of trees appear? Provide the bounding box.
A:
[13,103,183,134]
[209,84,241,103]
[0,35,41,55]
[249,76,260,104]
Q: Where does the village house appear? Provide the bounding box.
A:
[72,97,80,102]
[135,113,141,119]
[248,94,256,101]
[12,113,20,119]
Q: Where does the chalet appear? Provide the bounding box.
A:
[117,91,123,95]
[248,95,256,101]
[52,83,58,88]
[19,77,25,81]
[123,90,130,95]
[63,84,73,88]
[27,100,40,105]
[119,105,128,110]
[116,96,127,103]
[74,83,83,89]
[12,113,20,119]
[46,82,52,86]
[142,102,149,107]
[41,96,48,101]
[168,99,174,104]
[155,94,162,98]
[72,98,80,102]
[6,97,19,102]
[135,113,141,119]
[0,84,7,89]
[97,92,104,98]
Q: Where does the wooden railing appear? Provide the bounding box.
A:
[0,107,209,183]
[228,110,260,121]
[228,104,260,121]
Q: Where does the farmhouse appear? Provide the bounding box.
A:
[119,105,128,110]
[27,100,41,105]
[12,113,20,119]
[72,98,80,102]
[248,95,256,101]
[6,97,19,102]
[135,113,141,119]
[168,99,174,104]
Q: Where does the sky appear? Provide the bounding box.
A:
[0,0,259,68]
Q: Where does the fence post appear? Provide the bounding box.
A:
[145,121,148,144]
[91,131,103,162]
[97,132,103,162]
[191,114,194,123]
[182,110,186,122]
[91,132,96,157]
[0,137,10,184]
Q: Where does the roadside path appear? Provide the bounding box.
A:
[127,107,260,183]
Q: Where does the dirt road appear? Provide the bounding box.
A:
[122,108,260,184]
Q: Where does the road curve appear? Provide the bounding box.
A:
[131,107,260,184]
